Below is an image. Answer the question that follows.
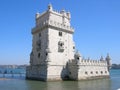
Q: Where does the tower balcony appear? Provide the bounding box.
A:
[32,20,74,34]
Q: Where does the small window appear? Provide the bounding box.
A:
[59,32,62,36]
[96,71,98,74]
[85,71,88,75]
[58,41,64,52]
[105,71,107,73]
[39,33,41,37]
[46,53,48,56]
[60,43,63,47]
[101,71,103,74]
[38,53,40,58]
[36,40,41,46]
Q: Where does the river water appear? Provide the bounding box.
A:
[0,69,120,90]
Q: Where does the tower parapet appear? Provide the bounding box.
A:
[32,19,74,34]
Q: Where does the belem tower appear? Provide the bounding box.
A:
[26,4,111,81]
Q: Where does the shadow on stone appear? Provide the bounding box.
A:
[61,60,79,81]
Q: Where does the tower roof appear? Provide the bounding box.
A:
[100,56,104,61]
[48,3,53,11]
[106,53,111,60]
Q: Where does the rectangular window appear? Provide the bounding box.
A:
[38,53,40,58]
[59,32,62,36]
[39,33,41,37]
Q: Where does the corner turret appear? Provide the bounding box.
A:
[106,53,112,71]
[48,3,53,11]
[74,51,82,61]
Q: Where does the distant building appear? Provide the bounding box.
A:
[26,4,111,81]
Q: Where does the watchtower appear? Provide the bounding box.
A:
[26,4,75,81]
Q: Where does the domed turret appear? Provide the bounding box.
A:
[48,3,53,11]
[106,53,112,71]
[66,12,71,19]
[100,56,104,61]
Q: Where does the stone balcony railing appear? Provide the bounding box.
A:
[32,20,74,34]
[78,59,107,66]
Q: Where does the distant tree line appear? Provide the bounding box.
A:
[0,65,27,69]
[112,64,120,69]
[0,69,14,74]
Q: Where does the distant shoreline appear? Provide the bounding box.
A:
[0,78,10,80]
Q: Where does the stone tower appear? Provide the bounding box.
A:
[26,4,75,81]
[26,4,111,81]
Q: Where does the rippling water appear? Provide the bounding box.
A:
[0,69,120,90]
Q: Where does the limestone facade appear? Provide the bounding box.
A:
[26,4,111,81]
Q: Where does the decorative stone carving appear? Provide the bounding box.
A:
[58,41,64,52]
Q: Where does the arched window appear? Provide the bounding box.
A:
[38,53,40,58]
[58,41,64,52]
[85,71,88,75]
[101,71,103,74]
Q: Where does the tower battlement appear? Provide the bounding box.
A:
[32,19,74,34]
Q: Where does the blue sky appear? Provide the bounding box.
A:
[0,0,120,65]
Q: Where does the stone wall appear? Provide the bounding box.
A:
[26,65,47,81]
[67,59,109,80]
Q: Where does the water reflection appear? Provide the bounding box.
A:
[26,79,111,90]
[77,79,111,90]
[0,69,119,90]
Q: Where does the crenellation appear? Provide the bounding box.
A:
[78,58,108,67]
[32,19,74,34]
